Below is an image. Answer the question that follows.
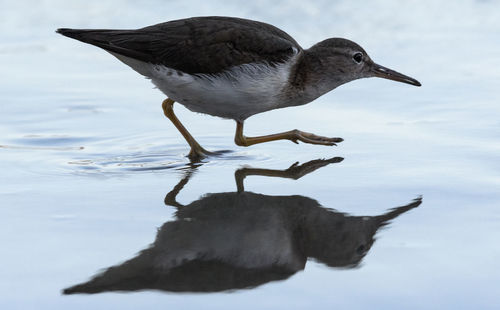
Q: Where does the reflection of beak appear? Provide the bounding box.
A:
[371,63,421,86]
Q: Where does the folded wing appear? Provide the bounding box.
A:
[57,16,302,74]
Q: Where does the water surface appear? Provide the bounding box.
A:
[1,1,499,309]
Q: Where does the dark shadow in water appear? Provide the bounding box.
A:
[63,157,421,294]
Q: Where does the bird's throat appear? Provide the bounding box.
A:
[283,51,345,106]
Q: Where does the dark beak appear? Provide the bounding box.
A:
[371,63,421,87]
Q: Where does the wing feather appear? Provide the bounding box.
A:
[57,16,302,74]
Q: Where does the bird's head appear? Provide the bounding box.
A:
[306,38,421,89]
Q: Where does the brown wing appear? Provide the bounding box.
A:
[57,16,302,74]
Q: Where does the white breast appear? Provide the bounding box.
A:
[110,51,299,121]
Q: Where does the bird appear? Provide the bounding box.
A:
[62,158,421,294]
[56,16,421,160]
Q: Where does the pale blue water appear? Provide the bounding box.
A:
[1,0,500,309]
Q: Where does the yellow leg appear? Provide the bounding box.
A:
[234,121,343,147]
[162,98,212,160]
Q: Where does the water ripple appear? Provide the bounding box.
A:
[66,147,272,175]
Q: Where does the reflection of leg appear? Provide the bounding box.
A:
[234,120,343,147]
[162,98,212,160]
[235,157,343,192]
[164,167,198,208]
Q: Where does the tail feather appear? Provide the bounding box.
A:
[55,28,150,61]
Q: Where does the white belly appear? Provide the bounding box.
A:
[110,52,298,121]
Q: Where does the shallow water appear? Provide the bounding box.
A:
[1,0,500,309]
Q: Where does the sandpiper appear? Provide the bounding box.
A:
[57,16,421,159]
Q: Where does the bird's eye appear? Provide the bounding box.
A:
[353,52,363,64]
[356,244,366,254]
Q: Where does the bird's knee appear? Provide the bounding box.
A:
[234,136,249,147]
[162,98,175,118]
[162,98,174,110]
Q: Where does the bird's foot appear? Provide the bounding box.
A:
[284,157,344,179]
[187,146,215,161]
[290,130,343,146]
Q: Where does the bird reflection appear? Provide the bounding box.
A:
[63,157,421,294]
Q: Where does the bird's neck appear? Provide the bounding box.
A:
[283,49,347,105]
